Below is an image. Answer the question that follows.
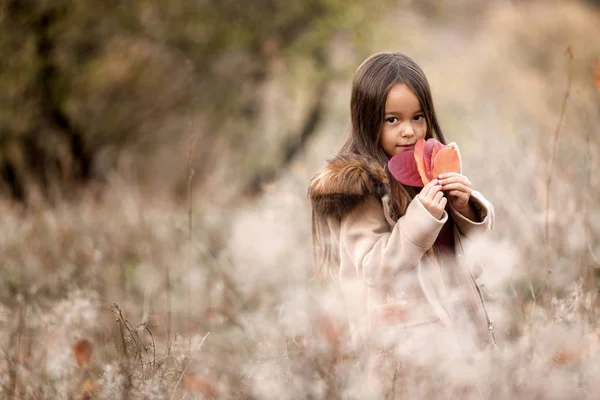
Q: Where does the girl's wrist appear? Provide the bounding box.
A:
[454,201,480,222]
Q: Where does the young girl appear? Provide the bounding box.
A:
[308,52,496,387]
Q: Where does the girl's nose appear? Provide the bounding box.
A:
[400,124,414,137]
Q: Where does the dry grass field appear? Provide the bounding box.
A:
[1,1,600,398]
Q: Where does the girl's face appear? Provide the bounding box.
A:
[379,83,427,157]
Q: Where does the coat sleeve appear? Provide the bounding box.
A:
[449,190,495,237]
[340,195,447,287]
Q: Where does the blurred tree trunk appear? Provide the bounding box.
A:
[245,49,328,197]
[0,0,388,203]
[1,0,93,202]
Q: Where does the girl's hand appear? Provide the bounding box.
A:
[418,179,446,220]
[438,172,476,218]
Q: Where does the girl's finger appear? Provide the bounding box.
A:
[433,191,444,204]
[440,176,471,187]
[438,172,461,179]
[441,183,471,193]
[421,179,439,197]
[449,190,468,198]
[426,184,442,200]
[440,197,448,208]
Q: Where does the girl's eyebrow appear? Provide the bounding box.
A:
[384,109,423,116]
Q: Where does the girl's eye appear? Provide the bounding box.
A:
[386,117,398,123]
[414,114,425,121]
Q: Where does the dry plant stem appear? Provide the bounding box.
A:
[145,325,157,378]
[544,46,573,244]
[537,46,573,306]
[4,348,17,399]
[584,120,600,269]
[582,121,600,329]
[112,304,156,396]
[387,367,399,399]
[121,311,143,367]
[510,281,526,319]
[8,302,27,399]
[186,121,197,357]
[116,310,130,364]
[117,317,133,396]
[142,286,150,326]
[111,304,150,372]
[529,282,538,322]
[166,263,172,362]
[184,59,198,357]
[169,332,210,400]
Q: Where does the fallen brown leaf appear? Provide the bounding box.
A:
[553,329,600,364]
[73,339,93,367]
[552,351,578,364]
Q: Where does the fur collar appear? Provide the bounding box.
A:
[308,154,389,218]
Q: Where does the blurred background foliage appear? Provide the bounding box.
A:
[10,0,598,205]
[0,0,399,203]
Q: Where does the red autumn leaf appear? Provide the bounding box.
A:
[388,151,424,187]
[73,339,93,367]
[431,144,461,178]
[430,141,444,176]
[413,138,429,185]
[389,138,462,186]
[183,372,220,397]
[423,138,437,180]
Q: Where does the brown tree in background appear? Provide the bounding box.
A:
[0,0,386,203]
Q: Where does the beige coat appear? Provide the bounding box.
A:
[309,154,496,354]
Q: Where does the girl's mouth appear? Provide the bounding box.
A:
[397,145,413,151]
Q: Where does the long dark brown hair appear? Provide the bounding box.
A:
[341,51,447,216]
[311,52,448,278]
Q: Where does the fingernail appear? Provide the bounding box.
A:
[438,174,444,179]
